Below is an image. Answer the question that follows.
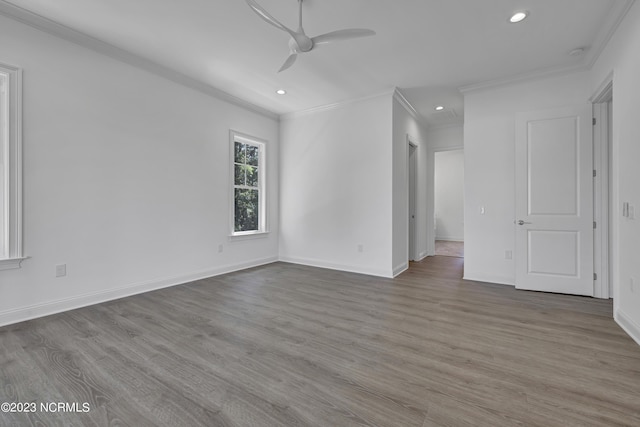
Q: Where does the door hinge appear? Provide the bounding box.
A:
[593,170,597,178]
[593,117,597,126]
[594,221,597,229]
[594,273,598,281]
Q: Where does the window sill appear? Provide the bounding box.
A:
[0,257,28,271]
[229,231,270,241]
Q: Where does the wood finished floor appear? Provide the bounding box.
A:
[434,241,464,258]
[1,256,640,427]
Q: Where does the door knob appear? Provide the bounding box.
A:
[517,220,532,225]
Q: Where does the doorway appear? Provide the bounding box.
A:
[434,149,464,258]
[408,142,418,261]
[592,78,613,299]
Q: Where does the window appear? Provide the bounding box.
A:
[0,63,24,270]
[230,131,267,236]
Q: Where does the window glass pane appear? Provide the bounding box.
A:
[234,164,245,186]
[234,141,245,164]
[246,145,259,166]
[234,189,259,232]
[246,166,258,187]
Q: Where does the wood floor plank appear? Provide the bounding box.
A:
[1,256,640,426]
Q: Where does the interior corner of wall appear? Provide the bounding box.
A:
[615,308,640,347]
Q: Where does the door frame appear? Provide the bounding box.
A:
[591,74,614,299]
[428,146,464,256]
[407,137,418,261]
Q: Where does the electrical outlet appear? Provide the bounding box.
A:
[218,244,223,253]
[505,250,513,260]
[55,264,66,277]
[357,244,364,253]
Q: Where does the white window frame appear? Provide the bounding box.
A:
[0,62,24,270]
[229,130,268,238]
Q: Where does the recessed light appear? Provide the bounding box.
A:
[276,89,286,95]
[509,11,528,23]
[435,105,445,111]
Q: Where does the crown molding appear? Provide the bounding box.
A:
[460,0,635,95]
[458,63,589,94]
[279,88,430,128]
[392,88,430,130]
[585,0,636,69]
[280,88,396,121]
[0,0,279,121]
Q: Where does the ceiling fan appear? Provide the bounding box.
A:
[245,0,376,72]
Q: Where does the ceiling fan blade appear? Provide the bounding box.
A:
[245,0,296,38]
[278,53,298,73]
[311,28,376,46]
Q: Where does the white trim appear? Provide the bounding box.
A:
[615,309,640,347]
[0,256,27,270]
[228,231,270,241]
[0,62,22,265]
[463,272,515,286]
[407,136,419,262]
[0,1,278,121]
[593,102,611,299]
[229,130,268,236]
[459,64,588,94]
[393,89,430,129]
[393,262,408,277]
[0,256,279,328]
[591,73,615,301]
[279,256,393,278]
[393,89,419,119]
[435,237,464,242]
[590,71,614,103]
[280,89,395,121]
[429,146,464,153]
[416,251,429,262]
[583,0,636,70]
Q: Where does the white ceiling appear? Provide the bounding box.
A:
[0,0,633,126]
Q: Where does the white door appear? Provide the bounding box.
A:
[515,105,594,296]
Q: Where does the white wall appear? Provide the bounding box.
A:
[426,125,463,255]
[392,96,429,274]
[462,2,640,346]
[463,72,590,285]
[279,94,394,277]
[589,1,640,345]
[434,149,464,241]
[0,15,279,326]
[427,125,464,151]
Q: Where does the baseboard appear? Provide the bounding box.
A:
[393,262,408,277]
[0,256,278,328]
[615,309,640,347]
[415,251,429,262]
[435,237,464,242]
[463,272,515,286]
[279,255,392,278]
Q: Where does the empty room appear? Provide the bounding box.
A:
[1,0,640,426]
